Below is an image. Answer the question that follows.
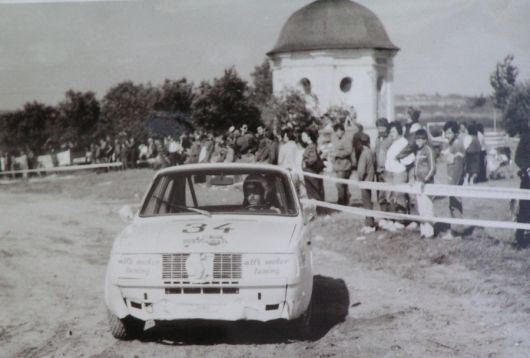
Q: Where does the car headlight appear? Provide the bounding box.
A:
[111,254,161,280]
[242,254,298,279]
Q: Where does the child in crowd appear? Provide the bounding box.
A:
[412,129,436,238]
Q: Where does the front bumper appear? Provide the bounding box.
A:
[108,282,310,322]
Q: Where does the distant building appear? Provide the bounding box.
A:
[267,0,399,129]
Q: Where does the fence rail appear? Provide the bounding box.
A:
[0,162,123,176]
[302,171,530,231]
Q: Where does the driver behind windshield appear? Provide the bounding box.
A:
[242,175,280,213]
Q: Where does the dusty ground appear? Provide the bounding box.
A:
[1,169,529,358]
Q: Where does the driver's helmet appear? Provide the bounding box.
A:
[243,174,269,206]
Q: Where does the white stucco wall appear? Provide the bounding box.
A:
[270,49,396,130]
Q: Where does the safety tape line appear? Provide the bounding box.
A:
[301,198,530,231]
[302,171,530,201]
[0,162,123,176]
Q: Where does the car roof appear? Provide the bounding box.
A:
[156,163,292,176]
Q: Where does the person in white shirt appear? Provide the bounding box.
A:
[384,121,412,217]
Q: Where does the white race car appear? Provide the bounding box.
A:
[105,163,314,339]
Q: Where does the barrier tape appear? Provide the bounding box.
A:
[0,162,123,176]
[301,198,530,231]
[302,171,530,201]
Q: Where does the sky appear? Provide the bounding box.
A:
[0,0,529,110]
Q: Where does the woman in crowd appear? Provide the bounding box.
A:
[384,121,411,227]
[301,127,324,201]
[278,128,299,172]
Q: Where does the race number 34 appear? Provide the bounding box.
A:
[182,223,234,234]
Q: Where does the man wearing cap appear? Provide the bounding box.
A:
[331,123,353,205]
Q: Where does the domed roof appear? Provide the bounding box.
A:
[267,0,398,56]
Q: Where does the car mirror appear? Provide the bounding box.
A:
[118,205,135,223]
[210,175,235,186]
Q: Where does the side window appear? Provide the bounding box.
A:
[143,177,168,215]
[158,179,174,214]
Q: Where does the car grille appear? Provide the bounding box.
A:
[213,253,242,280]
[162,253,189,280]
[162,253,242,283]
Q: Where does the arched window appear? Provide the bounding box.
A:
[298,78,311,95]
[340,77,352,93]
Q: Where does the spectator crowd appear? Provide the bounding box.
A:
[2,107,527,247]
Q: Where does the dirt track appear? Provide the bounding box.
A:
[1,171,529,357]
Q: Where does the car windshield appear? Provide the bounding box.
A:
[140,168,298,217]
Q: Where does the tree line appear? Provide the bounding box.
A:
[0,59,317,156]
[490,55,530,136]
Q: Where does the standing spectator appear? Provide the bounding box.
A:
[126,134,137,168]
[301,128,325,201]
[514,117,530,249]
[412,129,436,238]
[113,137,121,163]
[374,118,392,212]
[463,122,481,185]
[268,128,280,165]
[167,135,180,166]
[404,106,421,141]
[119,136,129,170]
[384,121,411,219]
[476,123,488,182]
[185,132,201,164]
[441,120,466,239]
[198,134,214,163]
[331,123,353,205]
[255,126,271,163]
[354,132,375,233]
[236,124,256,163]
[90,142,100,164]
[146,137,157,160]
[278,128,299,172]
[210,135,228,163]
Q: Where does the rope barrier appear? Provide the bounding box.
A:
[301,198,530,231]
[302,171,530,201]
[301,171,530,231]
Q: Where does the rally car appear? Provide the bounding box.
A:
[104,163,314,339]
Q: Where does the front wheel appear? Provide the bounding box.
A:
[290,299,314,340]
[107,311,142,340]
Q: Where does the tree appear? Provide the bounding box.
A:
[261,89,319,131]
[191,67,260,132]
[503,81,530,137]
[249,59,273,106]
[56,90,100,148]
[99,81,158,140]
[490,54,519,111]
[153,78,195,113]
[0,101,58,153]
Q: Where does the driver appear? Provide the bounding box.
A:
[243,174,280,213]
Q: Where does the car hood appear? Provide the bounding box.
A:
[115,216,298,254]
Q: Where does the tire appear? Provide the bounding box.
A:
[291,299,314,340]
[108,311,142,340]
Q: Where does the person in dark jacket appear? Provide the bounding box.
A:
[332,123,353,205]
[514,118,530,249]
[301,128,324,201]
[354,132,375,232]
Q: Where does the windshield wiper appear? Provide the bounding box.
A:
[152,195,211,217]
